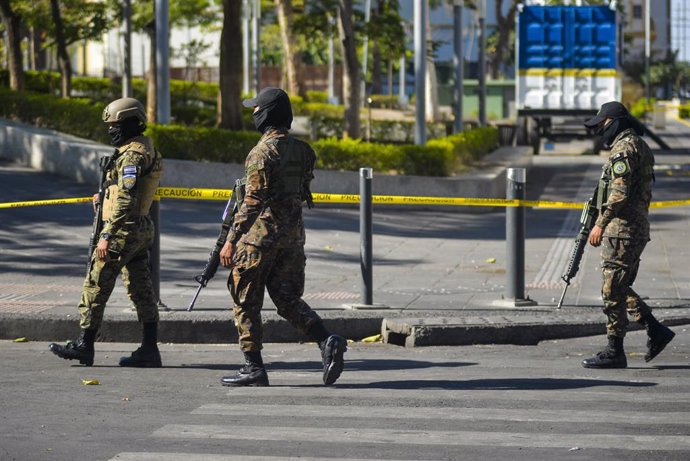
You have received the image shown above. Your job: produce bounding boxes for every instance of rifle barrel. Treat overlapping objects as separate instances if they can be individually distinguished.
[187,284,204,312]
[556,282,569,309]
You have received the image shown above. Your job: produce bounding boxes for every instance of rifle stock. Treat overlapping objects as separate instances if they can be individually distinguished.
[86,153,114,277]
[557,194,599,308]
[187,178,245,311]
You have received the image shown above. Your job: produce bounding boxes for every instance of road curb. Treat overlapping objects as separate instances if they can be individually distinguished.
[0,313,384,344]
[381,316,690,347]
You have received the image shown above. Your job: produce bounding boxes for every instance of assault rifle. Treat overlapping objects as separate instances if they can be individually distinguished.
[187,179,246,311]
[86,153,115,276]
[557,191,599,309]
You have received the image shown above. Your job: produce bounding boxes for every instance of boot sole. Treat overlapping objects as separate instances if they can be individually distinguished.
[323,341,346,385]
[645,331,676,362]
[221,380,269,387]
[582,362,627,369]
[49,344,94,367]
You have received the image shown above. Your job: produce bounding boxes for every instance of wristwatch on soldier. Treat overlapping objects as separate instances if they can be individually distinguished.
[101,232,111,241]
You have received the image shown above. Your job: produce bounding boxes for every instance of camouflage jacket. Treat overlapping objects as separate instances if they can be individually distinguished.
[101,135,163,237]
[228,128,316,248]
[595,128,654,240]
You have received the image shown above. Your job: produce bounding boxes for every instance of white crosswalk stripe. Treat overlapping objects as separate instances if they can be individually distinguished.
[109,378,690,460]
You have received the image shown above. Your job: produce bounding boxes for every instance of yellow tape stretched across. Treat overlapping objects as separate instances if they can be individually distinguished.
[2,186,690,209]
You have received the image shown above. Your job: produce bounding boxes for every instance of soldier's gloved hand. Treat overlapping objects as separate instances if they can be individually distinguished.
[92,193,100,211]
[220,240,235,268]
[96,238,110,261]
[588,225,604,247]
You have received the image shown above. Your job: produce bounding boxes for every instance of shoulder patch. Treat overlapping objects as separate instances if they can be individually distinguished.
[123,165,138,175]
[612,160,629,177]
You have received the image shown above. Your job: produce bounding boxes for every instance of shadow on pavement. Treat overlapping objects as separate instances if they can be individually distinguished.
[176,359,477,372]
[337,378,657,390]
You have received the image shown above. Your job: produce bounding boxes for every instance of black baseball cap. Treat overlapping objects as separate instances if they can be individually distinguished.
[584,101,630,128]
[242,87,289,108]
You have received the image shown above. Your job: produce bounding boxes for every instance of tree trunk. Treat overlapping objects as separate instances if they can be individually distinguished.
[372,45,383,94]
[217,0,243,130]
[275,0,301,97]
[50,0,72,98]
[0,0,24,91]
[425,2,439,122]
[146,24,157,124]
[370,0,384,94]
[489,0,518,80]
[338,0,361,139]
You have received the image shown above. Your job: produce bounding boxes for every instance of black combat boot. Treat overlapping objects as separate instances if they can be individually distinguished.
[221,351,269,387]
[639,314,675,362]
[49,329,97,366]
[119,322,162,368]
[320,334,347,385]
[582,336,627,369]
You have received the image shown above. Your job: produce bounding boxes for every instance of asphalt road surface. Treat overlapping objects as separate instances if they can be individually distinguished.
[1,327,689,461]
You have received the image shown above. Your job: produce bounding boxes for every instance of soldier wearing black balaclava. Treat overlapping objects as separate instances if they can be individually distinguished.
[217,87,347,386]
[581,101,674,369]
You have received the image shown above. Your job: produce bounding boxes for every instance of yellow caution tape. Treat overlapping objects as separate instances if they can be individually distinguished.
[155,187,233,201]
[2,187,689,209]
[361,334,382,343]
[0,197,91,208]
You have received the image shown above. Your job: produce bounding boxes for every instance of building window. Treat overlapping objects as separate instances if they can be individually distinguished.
[633,5,643,19]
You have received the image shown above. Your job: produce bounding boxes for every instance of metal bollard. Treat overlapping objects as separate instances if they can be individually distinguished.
[506,168,536,306]
[360,167,373,305]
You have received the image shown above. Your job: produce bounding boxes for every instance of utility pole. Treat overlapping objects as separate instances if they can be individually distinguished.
[242,0,250,95]
[414,0,426,145]
[155,0,170,123]
[645,0,651,107]
[252,0,261,94]
[328,14,336,104]
[122,0,132,98]
[478,0,487,127]
[453,0,464,133]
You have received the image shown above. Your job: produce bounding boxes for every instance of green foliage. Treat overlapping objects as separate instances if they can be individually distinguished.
[630,98,656,118]
[368,95,401,109]
[679,105,690,119]
[0,86,499,177]
[146,124,260,163]
[0,87,107,143]
[312,126,498,176]
[305,91,328,103]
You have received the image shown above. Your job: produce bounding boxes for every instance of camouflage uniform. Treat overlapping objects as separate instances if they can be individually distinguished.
[79,135,163,330]
[227,128,320,351]
[595,128,655,338]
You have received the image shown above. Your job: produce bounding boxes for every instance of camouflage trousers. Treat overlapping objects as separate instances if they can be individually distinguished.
[79,217,159,330]
[600,237,651,338]
[228,242,322,351]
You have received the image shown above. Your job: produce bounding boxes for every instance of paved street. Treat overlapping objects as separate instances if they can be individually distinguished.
[1,327,689,461]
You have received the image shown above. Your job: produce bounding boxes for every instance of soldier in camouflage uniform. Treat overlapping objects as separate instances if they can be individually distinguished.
[50,98,164,368]
[582,101,675,369]
[218,87,346,386]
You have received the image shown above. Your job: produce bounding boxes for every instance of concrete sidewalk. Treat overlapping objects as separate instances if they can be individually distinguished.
[1,121,690,346]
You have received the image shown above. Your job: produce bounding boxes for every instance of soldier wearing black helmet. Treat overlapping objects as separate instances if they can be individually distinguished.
[218,87,347,387]
[50,97,164,368]
[581,101,674,369]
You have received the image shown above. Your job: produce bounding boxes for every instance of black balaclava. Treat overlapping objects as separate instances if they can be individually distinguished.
[252,93,293,134]
[599,116,637,148]
[108,117,145,147]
